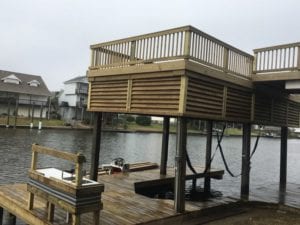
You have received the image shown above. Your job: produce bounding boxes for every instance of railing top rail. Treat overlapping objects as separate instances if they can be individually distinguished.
[253,42,300,53]
[189,26,253,59]
[90,25,191,49]
[90,25,252,59]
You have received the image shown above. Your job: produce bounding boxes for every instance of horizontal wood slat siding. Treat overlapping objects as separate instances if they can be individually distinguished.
[272,99,288,126]
[186,77,223,118]
[130,76,181,114]
[226,87,252,120]
[254,92,300,127]
[254,95,272,124]
[89,79,128,112]
[288,102,300,127]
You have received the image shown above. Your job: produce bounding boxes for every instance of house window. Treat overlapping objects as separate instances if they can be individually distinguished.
[1,74,22,84]
[28,80,40,87]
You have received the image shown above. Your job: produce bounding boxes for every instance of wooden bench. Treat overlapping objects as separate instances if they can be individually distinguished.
[27,144,104,225]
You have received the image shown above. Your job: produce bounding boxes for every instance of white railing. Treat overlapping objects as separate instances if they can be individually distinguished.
[90,26,254,78]
[254,43,300,73]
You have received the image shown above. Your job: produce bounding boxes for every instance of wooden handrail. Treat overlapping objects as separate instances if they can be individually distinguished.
[89,25,254,77]
[32,144,86,164]
[253,42,300,73]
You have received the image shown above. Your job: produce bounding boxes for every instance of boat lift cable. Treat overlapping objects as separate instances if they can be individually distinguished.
[204,124,261,178]
[186,148,197,174]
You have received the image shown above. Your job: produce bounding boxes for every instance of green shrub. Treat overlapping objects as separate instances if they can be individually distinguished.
[136,116,151,126]
[126,115,135,122]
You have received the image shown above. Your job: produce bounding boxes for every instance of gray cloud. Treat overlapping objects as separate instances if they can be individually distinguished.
[0,0,299,91]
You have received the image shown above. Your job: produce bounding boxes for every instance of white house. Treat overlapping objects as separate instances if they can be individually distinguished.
[0,70,51,118]
[58,76,91,122]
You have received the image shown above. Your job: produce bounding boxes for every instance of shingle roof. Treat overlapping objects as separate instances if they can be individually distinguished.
[0,70,51,96]
[64,76,87,84]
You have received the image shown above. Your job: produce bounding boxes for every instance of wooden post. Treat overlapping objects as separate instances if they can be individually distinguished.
[31,102,35,123]
[6,98,11,127]
[40,104,43,120]
[241,123,251,201]
[204,120,213,194]
[160,116,170,175]
[174,117,187,213]
[279,126,288,195]
[183,29,191,58]
[90,112,102,181]
[14,98,18,129]
[223,47,229,73]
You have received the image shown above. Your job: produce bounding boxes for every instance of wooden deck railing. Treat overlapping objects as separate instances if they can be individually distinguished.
[254,42,300,73]
[89,26,254,78]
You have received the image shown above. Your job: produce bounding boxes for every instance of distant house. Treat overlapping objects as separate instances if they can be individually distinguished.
[0,70,51,118]
[58,76,91,123]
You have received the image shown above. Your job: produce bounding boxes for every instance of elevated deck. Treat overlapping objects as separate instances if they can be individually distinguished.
[87,25,300,127]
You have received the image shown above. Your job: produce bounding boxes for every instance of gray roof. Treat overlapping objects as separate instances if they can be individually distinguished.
[0,70,51,96]
[64,76,87,84]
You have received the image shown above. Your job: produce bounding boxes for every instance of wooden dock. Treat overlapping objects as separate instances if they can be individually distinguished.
[0,167,239,225]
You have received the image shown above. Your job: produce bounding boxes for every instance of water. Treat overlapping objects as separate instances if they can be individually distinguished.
[0,127,300,198]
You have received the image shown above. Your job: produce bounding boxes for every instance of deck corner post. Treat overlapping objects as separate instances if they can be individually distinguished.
[90,112,102,181]
[204,120,213,194]
[241,123,251,201]
[279,126,288,196]
[174,117,187,213]
[160,116,170,175]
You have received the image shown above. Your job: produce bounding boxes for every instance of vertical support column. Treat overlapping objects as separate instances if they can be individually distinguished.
[14,98,18,129]
[241,123,251,201]
[174,117,187,213]
[31,102,35,123]
[90,112,102,181]
[160,116,170,175]
[6,98,11,127]
[204,120,213,194]
[279,126,288,197]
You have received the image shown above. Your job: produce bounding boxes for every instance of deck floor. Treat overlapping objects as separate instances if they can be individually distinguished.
[0,167,236,225]
[1,168,300,225]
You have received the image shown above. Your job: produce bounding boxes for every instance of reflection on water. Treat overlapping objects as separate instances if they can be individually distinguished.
[0,128,300,198]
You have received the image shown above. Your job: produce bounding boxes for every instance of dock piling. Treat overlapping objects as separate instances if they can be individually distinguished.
[279,126,288,202]
[90,112,102,181]
[174,117,187,213]
[241,123,251,201]
[160,116,170,175]
[204,120,213,194]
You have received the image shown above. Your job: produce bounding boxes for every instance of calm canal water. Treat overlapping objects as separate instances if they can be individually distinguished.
[1,127,300,198]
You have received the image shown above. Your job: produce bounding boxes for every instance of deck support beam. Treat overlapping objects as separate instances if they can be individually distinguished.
[160,116,170,175]
[174,117,187,213]
[241,123,251,201]
[90,112,102,181]
[279,126,288,199]
[204,120,213,194]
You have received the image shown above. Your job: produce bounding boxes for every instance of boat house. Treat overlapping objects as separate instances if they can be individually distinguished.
[87,25,300,212]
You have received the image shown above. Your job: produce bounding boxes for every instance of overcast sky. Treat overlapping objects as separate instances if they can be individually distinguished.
[0,0,299,91]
